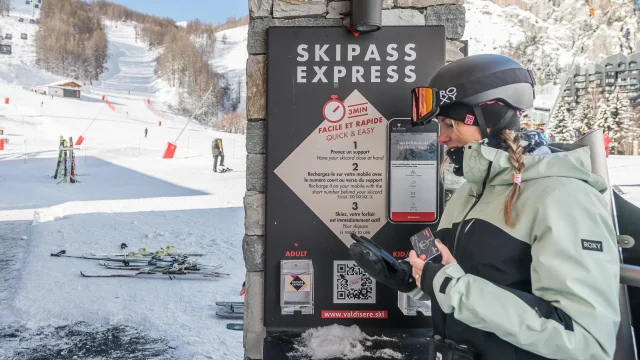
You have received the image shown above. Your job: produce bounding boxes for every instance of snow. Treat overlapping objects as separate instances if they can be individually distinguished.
[461,0,528,55]
[0,17,246,360]
[288,324,401,360]
[0,0,60,88]
[207,25,248,113]
[607,156,640,206]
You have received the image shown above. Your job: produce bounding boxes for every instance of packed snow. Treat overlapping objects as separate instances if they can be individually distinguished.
[288,324,401,360]
[0,14,246,360]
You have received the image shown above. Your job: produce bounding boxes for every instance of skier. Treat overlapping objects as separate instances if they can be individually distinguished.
[212,138,225,172]
[144,127,148,138]
[379,54,619,359]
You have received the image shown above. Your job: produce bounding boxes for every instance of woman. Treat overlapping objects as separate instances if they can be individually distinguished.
[407,54,621,359]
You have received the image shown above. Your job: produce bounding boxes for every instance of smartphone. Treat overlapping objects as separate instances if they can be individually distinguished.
[387,118,440,223]
[410,227,440,261]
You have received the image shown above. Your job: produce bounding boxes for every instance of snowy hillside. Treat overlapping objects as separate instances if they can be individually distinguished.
[0,20,247,360]
[197,1,637,113]
[205,25,248,114]
[0,0,59,86]
[462,0,638,107]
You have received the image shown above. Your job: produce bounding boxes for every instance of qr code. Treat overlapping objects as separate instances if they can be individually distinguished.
[333,261,375,304]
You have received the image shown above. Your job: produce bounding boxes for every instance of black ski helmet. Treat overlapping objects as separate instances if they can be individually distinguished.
[428,54,537,138]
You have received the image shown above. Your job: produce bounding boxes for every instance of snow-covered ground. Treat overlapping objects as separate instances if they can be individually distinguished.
[608,155,640,206]
[0,14,246,360]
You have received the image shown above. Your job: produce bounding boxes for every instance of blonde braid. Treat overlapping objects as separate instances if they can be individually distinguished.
[499,129,525,227]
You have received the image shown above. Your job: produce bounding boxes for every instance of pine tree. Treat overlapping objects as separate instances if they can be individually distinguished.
[598,87,636,154]
[594,95,609,132]
[571,98,592,134]
[548,100,577,142]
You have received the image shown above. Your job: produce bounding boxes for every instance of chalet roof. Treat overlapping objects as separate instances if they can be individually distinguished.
[48,80,83,88]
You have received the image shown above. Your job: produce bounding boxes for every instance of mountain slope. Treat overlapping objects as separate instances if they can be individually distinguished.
[0,0,57,86]
[461,0,638,107]
[209,25,248,114]
[0,20,246,359]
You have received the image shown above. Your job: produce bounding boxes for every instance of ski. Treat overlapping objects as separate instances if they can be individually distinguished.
[100,267,229,277]
[53,251,222,270]
[51,250,113,261]
[52,250,198,265]
[86,245,206,257]
[226,323,243,331]
[215,301,244,308]
[69,136,78,183]
[83,252,195,263]
[56,141,69,184]
[104,254,202,264]
[53,136,64,179]
[63,140,68,183]
[216,301,244,319]
[80,270,227,279]
[98,260,223,271]
[216,308,244,319]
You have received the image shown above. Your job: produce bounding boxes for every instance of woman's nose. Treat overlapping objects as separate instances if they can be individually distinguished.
[438,132,449,145]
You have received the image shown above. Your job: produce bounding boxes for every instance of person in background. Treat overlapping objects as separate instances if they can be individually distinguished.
[212,138,225,172]
[144,127,148,138]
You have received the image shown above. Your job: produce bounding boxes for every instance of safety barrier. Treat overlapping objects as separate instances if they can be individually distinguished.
[144,99,174,121]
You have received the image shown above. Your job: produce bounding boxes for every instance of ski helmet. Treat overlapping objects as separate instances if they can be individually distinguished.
[428,54,537,138]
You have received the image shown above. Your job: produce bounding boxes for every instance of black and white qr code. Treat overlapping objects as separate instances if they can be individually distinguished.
[333,261,376,304]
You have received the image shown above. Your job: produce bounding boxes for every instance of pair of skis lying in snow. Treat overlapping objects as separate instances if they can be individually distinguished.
[51,247,229,279]
[216,301,244,331]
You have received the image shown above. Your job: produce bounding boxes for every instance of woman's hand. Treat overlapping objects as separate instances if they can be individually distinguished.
[409,239,457,289]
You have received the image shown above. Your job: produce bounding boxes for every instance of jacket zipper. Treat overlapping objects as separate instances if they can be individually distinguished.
[452,194,482,256]
[443,161,492,340]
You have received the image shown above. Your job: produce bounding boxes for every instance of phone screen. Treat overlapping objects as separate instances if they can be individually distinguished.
[388,119,439,223]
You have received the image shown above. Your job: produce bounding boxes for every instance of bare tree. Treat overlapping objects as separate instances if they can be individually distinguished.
[35,0,107,81]
[0,0,11,17]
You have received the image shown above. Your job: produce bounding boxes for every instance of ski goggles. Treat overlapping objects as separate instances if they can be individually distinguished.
[411,87,439,127]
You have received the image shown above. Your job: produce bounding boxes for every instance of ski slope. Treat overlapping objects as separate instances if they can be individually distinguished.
[0,17,246,360]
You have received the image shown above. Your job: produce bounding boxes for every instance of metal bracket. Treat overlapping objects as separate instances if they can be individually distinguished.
[618,235,635,249]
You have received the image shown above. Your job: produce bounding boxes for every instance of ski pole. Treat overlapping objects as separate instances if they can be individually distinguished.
[51,250,104,260]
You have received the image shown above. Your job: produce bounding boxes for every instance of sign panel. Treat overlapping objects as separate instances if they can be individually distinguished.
[266,26,446,329]
[274,89,387,246]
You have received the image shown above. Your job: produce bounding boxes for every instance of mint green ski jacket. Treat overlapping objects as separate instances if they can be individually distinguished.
[408,142,621,360]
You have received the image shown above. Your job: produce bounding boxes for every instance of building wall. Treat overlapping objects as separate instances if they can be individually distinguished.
[242,1,466,359]
[49,87,64,98]
[564,51,640,107]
